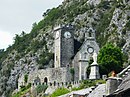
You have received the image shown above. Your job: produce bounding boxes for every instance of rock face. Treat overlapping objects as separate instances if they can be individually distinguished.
[87,0,101,6]
[0,0,130,96]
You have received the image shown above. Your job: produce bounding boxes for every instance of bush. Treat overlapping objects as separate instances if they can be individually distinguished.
[12,84,31,97]
[51,88,70,97]
[96,7,115,47]
[24,74,28,83]
[98,43,124,75]
[38,52,54,69]
[79,80,96,89]
[79,80,106,89]
[36,84,48,94]
[71,87,81,91]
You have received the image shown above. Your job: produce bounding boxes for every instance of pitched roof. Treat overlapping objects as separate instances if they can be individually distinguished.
[88,84,106,97]
[72,87,92,95]
[116,74,130,93]
[107,74,130,97]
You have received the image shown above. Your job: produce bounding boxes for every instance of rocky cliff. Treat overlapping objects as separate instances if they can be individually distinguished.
[0,0,130,96]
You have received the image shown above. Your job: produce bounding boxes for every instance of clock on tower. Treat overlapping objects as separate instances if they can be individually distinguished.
[87,47,94,54]
[64,31,71,38]
[54,24,74,68]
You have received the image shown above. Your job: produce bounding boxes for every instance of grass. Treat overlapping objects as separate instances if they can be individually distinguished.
[12,80,106,97]
[12,84,31,97]
[50,79,106,97]
[50,88,70,97]
[12,88,30,97]
[71,87,82,91]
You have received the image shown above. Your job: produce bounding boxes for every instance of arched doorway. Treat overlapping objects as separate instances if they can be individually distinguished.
[44,77,48,85]
[54,81,56,86]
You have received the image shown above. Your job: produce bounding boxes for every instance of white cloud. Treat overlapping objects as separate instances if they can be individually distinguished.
[0,0,64,49]
[0,31,14,49]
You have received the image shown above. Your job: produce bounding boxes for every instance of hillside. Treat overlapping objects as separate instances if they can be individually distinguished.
[0,0,130,96]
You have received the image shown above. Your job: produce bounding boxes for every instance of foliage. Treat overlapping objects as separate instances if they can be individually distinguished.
[71,87,81,91]
[95,79,106,84]
[20,83,31,92]
[13,33,30,53]
[70,68,75,81]
[30,39,46,52]
[0,49,5,60]
[38,52,54,69]
[63,0,92,23]
[24,74,28,83]
[0,49,8,63]
[51,88,70,97]
[125,20,130,30]
[96,5,114,33]
[79,79,106,89]
[12,83,31,97]
[117,38,126,48]
[10,7,63,55]
[96,6,115,47]
[98,43,124,75]
[72,80,101,91]
[36,84,48,94]
[97,1,110,9]
[79,80,96,89]
[0,0,129,96]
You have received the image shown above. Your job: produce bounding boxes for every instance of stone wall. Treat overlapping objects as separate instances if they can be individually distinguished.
[27,67,71,85]
[72,52,80,81]
[54,28,61,68]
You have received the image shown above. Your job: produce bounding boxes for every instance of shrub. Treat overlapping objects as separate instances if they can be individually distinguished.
[51,88,70,97]
[36,84,48,94]
[71,87,81,91]
[98,43,124,75]
[79,80,106,89]
[12,84,31,97]
[79,80,96,89]
[24,74,28,83]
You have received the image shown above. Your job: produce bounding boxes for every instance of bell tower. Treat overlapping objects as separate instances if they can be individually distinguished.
[85,28,95,41]
[54,24,74,68]
[78,27,100,80]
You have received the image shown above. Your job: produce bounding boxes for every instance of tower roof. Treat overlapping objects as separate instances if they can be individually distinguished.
[53,24,74,32]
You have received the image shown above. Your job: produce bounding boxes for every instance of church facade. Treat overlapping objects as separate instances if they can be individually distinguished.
[18,24,100,89]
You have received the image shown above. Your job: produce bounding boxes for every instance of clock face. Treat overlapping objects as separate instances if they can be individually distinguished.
[64,31,71,38]
[87,47,94,54]
[56,31,59,39]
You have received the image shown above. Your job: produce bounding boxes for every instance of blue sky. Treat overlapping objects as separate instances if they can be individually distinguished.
[0,0,63,49]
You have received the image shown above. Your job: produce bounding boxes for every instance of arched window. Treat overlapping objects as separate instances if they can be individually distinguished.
[84,52,87,59]
[89,32,92,37]
[54,81,56,86]
[44,77,48,85]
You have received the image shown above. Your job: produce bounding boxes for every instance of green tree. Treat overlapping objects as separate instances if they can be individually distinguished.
[24,74,28,83]
[98,43,124,75]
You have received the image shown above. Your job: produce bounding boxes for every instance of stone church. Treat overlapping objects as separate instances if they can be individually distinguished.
[18,24,99,89]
